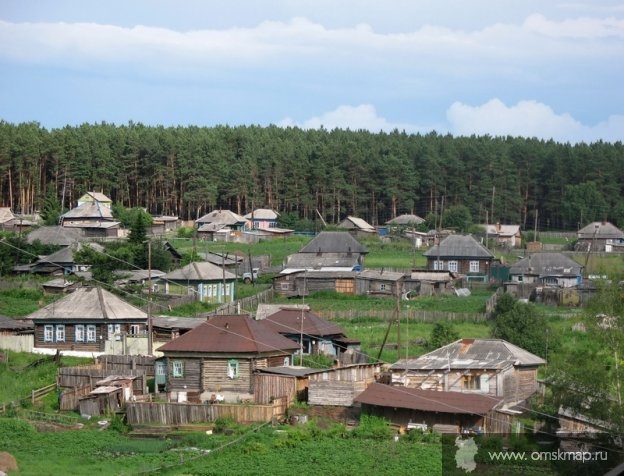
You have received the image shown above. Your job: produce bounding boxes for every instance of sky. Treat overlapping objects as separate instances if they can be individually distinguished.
[1,0,623,143]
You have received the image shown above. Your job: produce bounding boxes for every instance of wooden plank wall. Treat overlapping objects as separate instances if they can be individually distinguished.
[254,374,296,405]
[126,398,287,425]
[60,385,92,411]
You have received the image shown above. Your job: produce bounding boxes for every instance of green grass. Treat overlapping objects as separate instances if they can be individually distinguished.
[0,288,60,316]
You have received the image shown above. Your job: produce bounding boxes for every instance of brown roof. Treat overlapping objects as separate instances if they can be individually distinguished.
[263,308,345,337]
[354,383,501,415]
[157,315,300,354]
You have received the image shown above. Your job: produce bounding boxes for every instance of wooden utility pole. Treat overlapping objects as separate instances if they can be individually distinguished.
[147,240,153,356]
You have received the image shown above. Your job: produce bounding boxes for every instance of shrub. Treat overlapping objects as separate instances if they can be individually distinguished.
[350,415,393,440]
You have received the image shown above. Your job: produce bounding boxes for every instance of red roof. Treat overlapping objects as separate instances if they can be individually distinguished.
[354,383,501,415]
[157,314,300,354]
[263,309,345,337]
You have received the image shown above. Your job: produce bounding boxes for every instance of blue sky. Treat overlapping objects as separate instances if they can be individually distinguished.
[1,0,623,143]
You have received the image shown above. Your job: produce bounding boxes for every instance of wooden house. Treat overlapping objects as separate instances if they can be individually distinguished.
[27,287,148,355]
[77,192,112,209]
[576,221,624,252]
[29,242,103,276]
[282,231,368,273]
[195,210,248,241]
[423,234,494,283]
[77,375,136,418]
[482,223,522,248]
[60,201,120,238]
[307,363,383,406]
[508,252,583,288]
[355,269,404,298]
[260,307,356,359]
[0,315,33,336]
[150,215,180,235]
[0,207,15,229]
[386,214,425,228]
[389,338,545,407]
[161,261,236,303]
[156,315,299,403]
[405,270,457,297]
[354,382,507,434]
[273,270,356,297]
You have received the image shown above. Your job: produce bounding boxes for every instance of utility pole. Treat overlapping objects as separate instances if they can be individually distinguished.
[147,240,153,356]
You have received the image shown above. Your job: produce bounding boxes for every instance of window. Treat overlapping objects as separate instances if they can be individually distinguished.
[44,325,54,342]
[86,325,97,343]
[469,261,480,273]
[108,324,121,341]
[227,359,239,379]
[380,283,387,291]
[463,375,480,390]
[129,324,140,335]
[433,260,443,271]
[283,357,290,366]
[172,360,184,378]
[75,325,85,342]
[55,325,65,342]
[448,260,458,272]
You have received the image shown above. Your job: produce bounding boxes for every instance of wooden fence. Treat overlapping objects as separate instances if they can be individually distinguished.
[0,382,57,415]
[209,288,275,316]
[59,385,93,411]
[126,396,288,425]
[315,309,489,322]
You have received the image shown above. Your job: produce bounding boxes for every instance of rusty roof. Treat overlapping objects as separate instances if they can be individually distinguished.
[157,314,300,354]
[354,383,501,415]
[262,308,345,337]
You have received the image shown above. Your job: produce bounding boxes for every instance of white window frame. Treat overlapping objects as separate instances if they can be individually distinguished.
[448,260,458,272]
[172,360,184,378]
[44,325,54,342]
[469,261,480,273]
[75,324,85,342]
[227,359,239,379]
[55,325,65,342]
[129,324,140,335]
[433,260,443,271]
[86,325,97,343]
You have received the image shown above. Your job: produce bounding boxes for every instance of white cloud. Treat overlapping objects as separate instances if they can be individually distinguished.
[278,104,426,133]
[446,98,624,143]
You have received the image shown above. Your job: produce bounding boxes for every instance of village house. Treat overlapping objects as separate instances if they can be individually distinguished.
[27,286,148,356]
[576,221,624,252]
[354,382,509,434]
[389,338,546,407]
[273,270,356,297]
[60,199,120,239]
[27,242,104,276]
[0,207,16,229]
[150,215,180,235]
[195,209,248,241]
[337,216,377,237]
[243,208,279,229]
[26,225,85,246]
[160,261,236,303]
[156,314,299,403]
[508,252,583,288]
[282,231,368,273]
[423,234,495,283]
[482,223,522,248]
[405,270,457,297]
[355,269,405,298]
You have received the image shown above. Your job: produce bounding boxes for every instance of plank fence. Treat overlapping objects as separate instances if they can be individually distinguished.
[315,309,489,322]
[0,382,57,415]
[209,288,275,316]
[126,396,288,426]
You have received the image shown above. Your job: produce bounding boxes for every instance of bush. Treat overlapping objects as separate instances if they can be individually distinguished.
[350,415,393,440]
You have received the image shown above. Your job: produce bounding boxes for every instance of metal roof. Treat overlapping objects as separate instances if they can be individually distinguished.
[423,234,494,259]
[299,231,368,254]
[391,338,546,371]
[61,201,114,220]
[386,214,425,225]
[354,383,501,415]
[157,315,300,354]
[263,308,345,337]
[509,252,582,276]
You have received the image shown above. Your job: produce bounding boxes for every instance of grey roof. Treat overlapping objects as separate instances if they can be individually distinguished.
[509,253,583,277]
[299,231,368,254]
[277,270,356,279]
[164,261,237,281]
[424,234,494,259]
[0,315,34,331]
[196,209,247,226]
[61,201,114,220]
[244,209,279,220]
[386,214,425,225]
[391,338,546,371]
[115,269,167,282]
[77,192,112,204]
[410,270,455,282]
[577,222,624,240]
[26,226,85,245]
[197,252,243,267]
[27,287,147,321]
[0,207,15,224]
[39,242,104,265]
[255,303,310,321]
[284,253,362,270]
[356,269,405,282]
[151,316,207,330]
[256,366,325,377]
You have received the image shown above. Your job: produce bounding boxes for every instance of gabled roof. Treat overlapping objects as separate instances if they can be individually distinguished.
[164,261,236,281]
[244,209,279,220]
[0,315,33,332]
[338,216,376,232]
[0,207,15,224]
[577,222,624,240]
[354,383,501,415]
[423,234,494,259]
[284,253,361,270]
[299,231,368,254]
[197,223,229,233]
[386,214,425,226]
[391,338,545,371]
[61,202,114,220]
[262,308,345,337]
[157,315,300,354]
[27,287,147,321]
[151,316,207,331]
[196,209,247,226]
[38,242,104,266]
[509,252,583,277]
[78,192,112,204]
[26,226,85,246]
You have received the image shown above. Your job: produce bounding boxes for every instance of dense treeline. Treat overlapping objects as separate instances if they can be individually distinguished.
[1,120,623,230]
